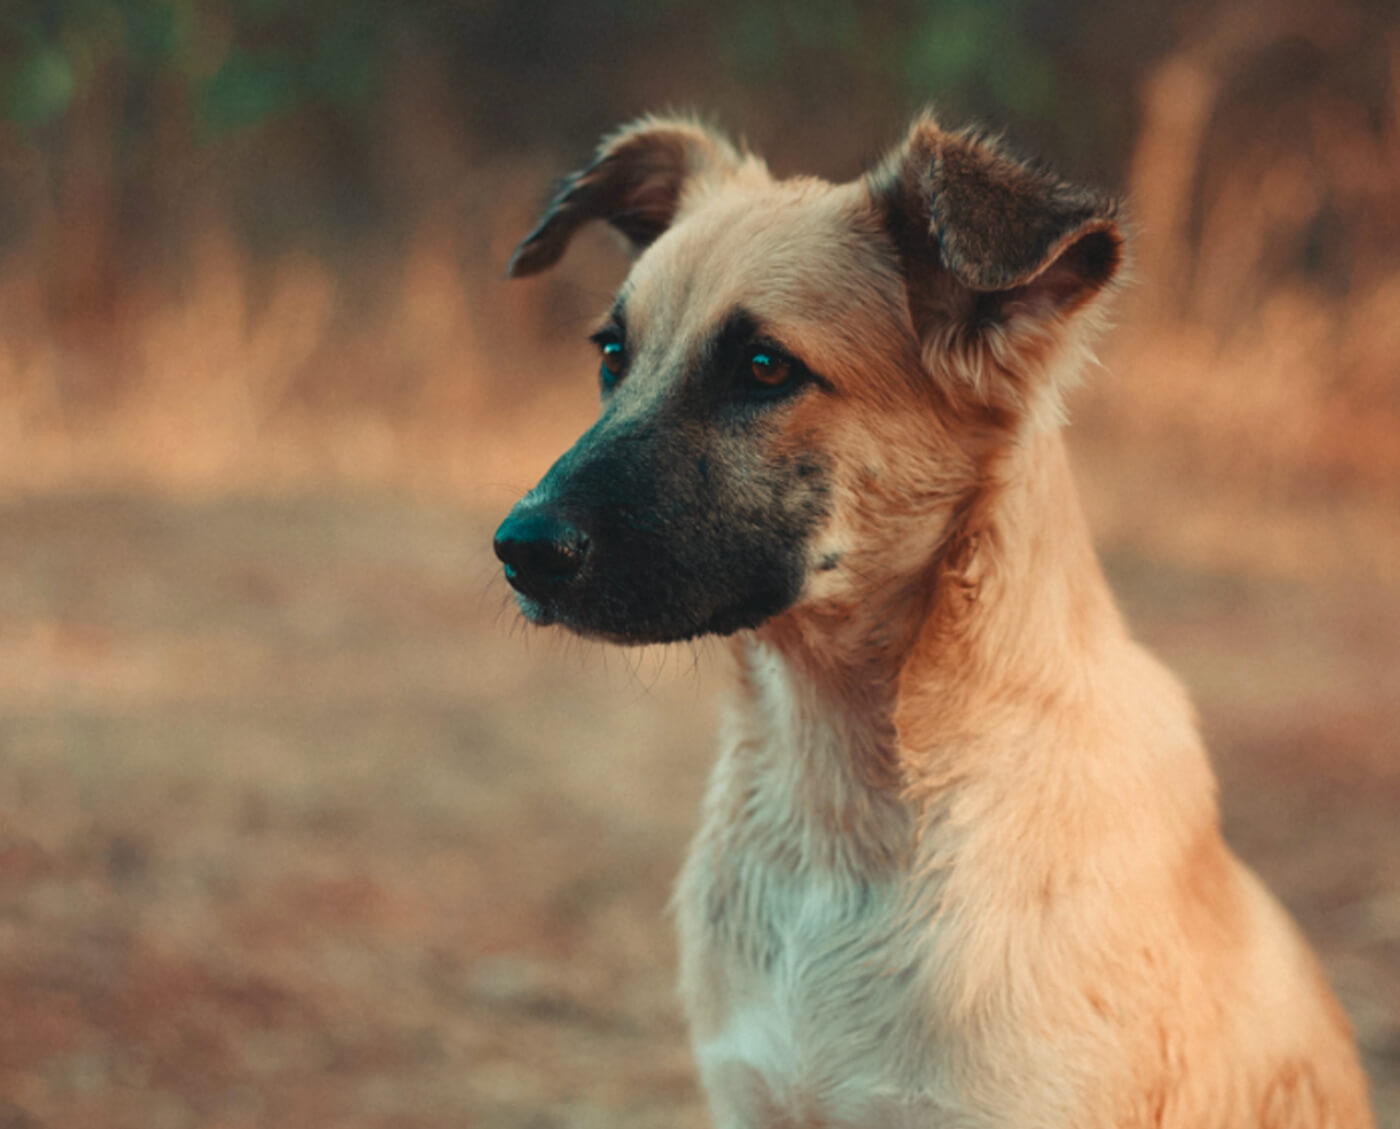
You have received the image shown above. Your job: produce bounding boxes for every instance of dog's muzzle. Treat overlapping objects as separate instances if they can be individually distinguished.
[493,508,591,604]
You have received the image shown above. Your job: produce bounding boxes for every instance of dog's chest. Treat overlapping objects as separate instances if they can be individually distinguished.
[677,708,952,1124]
[686,863,945,1127]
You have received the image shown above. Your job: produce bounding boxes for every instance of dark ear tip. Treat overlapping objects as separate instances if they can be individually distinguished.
[503,245,530,279]
[504,234,554,279]
[1074,224,1124,287]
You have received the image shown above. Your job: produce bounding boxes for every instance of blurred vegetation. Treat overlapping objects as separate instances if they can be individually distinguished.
[2,0,1392,260]
[0,0,1127,133]
[2,0,382,131]
[0,0,1170,255]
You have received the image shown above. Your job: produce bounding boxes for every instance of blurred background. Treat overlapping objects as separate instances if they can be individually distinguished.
[0,0,1396,1125]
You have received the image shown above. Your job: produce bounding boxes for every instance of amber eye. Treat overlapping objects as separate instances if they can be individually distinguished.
[747,349,792,388]
[592,331,627,391]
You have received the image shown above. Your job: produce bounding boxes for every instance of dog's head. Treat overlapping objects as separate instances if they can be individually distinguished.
[494,113,1123,644]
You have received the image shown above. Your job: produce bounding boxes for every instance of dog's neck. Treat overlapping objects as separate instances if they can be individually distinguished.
[733,427,1128,858]
[894,425,1127,758]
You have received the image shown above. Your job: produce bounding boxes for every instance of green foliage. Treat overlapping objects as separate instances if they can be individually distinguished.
[0,0,395,136]
[904,0,1062,119]
[122,0,179,65]
[8,44,76,126]
[712,0,1070,115]
[305,15,377,108]
[200,47,300,132]
[0,0,1085,143]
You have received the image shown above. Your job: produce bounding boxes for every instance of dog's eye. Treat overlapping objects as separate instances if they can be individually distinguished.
[746,348,793,389]
[591,330,627,391]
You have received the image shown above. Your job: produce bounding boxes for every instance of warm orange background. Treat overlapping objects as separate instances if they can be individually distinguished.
[0,1,1396,1125]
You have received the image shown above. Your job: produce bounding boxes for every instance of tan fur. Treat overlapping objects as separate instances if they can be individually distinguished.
[512,113,1376,1128]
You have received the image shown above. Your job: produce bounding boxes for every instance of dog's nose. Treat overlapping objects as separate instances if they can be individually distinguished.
[493,510,590,599]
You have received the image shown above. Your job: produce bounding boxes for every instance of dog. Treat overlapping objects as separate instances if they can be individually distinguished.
[494,112,1375,1128]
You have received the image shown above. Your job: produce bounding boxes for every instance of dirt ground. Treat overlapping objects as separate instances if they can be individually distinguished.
[0,491,1396,1128]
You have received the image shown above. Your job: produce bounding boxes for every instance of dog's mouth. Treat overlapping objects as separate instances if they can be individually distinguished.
[506,572,789,645]
[494,508,803,645]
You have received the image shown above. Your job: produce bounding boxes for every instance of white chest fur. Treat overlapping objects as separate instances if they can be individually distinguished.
[674,642,958,1128]
[685,868,950,1128]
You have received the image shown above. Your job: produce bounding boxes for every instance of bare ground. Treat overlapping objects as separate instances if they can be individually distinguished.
[0,493,1395,1128]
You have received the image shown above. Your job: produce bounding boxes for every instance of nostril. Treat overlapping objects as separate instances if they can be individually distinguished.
[516,527,588,578]
[493,511,590,596]
[544,527,589,575]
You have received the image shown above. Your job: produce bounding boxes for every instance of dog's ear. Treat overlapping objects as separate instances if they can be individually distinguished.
[870,113,1125,424]
[507,115,743,278]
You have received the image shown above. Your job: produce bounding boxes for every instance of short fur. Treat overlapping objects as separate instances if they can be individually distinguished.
[498,111,1375,1127]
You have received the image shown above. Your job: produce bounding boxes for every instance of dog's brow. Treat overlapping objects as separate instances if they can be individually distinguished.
[703,307,835,393]
[707,308,762,361]
[591,298,627,341]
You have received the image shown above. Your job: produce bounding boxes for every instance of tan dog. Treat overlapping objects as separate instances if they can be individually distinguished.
[495,113,1375,1128]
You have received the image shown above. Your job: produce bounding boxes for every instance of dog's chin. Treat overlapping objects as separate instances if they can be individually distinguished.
[511,593,559,628]
[511,587,791,646]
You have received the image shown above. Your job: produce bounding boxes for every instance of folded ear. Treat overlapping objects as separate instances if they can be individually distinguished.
[870,113,1125,425]
[507,115,743,278]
